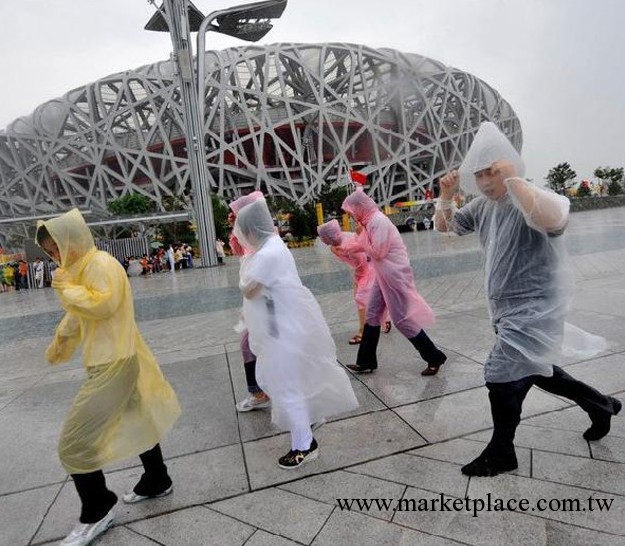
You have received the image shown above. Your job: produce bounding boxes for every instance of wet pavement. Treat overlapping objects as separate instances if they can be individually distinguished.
[1,207,624,546]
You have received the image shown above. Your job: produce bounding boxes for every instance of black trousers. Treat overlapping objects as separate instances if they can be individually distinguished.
[486,365,614,458]
[71,443,170,523]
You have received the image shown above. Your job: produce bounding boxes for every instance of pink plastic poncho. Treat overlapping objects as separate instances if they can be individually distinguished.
[342,191,435,337]
[317,219,374,310]
[229,191,265,257]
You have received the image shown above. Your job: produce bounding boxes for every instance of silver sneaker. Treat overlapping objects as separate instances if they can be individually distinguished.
[236,395,271,412]
[122,484,173,504]
[60,507,114,546]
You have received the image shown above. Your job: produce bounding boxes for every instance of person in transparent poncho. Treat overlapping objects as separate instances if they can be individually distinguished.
[317,219,391,345]
[228,191,272,412]
[234,197,359,469]
[435,122,621,477]
[35,209,181,546]
[340,189,447,375]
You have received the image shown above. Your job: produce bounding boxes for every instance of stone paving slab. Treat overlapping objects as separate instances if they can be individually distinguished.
[210,488,333,544]
[468,473,625,536]
[311,509,459,546]
[392,485,548,545]
[531,450,625,497]
[242,410,427,491]
[349,454,470,499]
[278,470,406,522]
[128,506,256,546]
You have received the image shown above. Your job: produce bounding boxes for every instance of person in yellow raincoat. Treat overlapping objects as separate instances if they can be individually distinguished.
[36,209,181,546]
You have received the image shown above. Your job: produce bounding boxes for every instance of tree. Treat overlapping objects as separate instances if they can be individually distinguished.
[104,194,154,238]
[545,163,576,194]
[264,195,318,240]
[158,195,196,245]
[594,166,624,196]
[211,194,230,242]
[316,183,348,219]
[107,193,153,215]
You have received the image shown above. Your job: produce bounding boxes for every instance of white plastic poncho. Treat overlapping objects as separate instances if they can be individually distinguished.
[229,191,265,257]
[234,199,358,431]
[36,209,181,473]
[450,123,606,383]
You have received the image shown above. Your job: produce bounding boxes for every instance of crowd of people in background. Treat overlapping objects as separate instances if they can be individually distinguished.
[0,243,199,291]
[0,257,57,293]
[120,243,195,277]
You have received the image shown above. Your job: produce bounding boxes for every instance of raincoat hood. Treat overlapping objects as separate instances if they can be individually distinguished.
[459,122,525,196]
[36,208,95,269]
[317,219,343,246]
[341,189,379,225]
[230,191,265,214]
[233,198,275,253]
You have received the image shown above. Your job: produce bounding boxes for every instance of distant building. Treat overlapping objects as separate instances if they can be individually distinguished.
[0,43,521,245]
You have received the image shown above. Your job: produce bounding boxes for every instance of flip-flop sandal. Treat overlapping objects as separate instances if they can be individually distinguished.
[348,335,362,345]
[383,321,392,334]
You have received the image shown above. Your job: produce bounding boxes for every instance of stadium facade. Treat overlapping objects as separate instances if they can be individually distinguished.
[0,42,522,246]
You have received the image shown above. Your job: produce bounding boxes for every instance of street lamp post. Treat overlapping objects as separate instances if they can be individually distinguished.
[146,0,287,267]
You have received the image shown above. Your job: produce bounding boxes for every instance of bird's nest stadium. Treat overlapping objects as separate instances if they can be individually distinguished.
[0,42,521,246]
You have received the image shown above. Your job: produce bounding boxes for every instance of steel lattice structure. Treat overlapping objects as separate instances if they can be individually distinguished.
[0,43,521,245]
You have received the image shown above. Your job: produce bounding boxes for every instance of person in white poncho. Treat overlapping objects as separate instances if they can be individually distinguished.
[234,196,359,469]
[435,122,621,477]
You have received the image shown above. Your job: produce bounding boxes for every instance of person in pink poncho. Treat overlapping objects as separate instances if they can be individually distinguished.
[341,189,447,375]
[317,219,391,345]
[228,191,271,412]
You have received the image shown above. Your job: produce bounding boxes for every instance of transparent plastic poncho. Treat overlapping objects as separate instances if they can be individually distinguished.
[36,209,180,473]
[458,121,526,197]
[234,200,358,431]
[449,124,606,382]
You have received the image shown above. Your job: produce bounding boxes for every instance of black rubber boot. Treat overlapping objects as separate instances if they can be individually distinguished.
[409,330,447,375]
[347,324,381,373]
[584,398,622,441]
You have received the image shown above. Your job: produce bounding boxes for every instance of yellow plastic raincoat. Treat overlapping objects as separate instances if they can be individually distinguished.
[37,209,181,474]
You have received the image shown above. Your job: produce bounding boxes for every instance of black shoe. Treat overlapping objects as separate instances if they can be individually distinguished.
[346,363,377,373]
[278,439,319,469]
[410,331,447,373]
[130,473,173,499]
[584,398,622,441]
[461,451,518,477]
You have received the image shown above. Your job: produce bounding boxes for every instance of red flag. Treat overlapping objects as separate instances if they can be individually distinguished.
[349,169,367,185]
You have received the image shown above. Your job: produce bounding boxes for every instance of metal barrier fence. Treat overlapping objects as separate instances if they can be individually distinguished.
[94,237,150,262]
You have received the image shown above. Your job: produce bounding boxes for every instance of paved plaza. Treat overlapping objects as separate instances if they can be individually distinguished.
[1,207,625,546]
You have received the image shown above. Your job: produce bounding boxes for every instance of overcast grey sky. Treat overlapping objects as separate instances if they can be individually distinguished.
[1,0,623,182]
